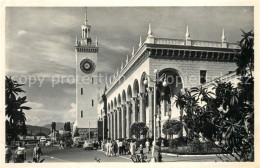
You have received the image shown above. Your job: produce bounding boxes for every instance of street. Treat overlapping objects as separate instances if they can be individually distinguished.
[8,144,234,163]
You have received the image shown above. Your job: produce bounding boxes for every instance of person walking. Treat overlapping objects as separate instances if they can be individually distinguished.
[114,141,118,156]
[122,140,125,155]
[15,142,26,163]
[139,144,143,155]
[105,141,110,156]
[151,140,156,158]
[5,144,12,163]
[130,140,136,156]
[33,143,43,162]
[145,139,150,154]
[118,140,123,155]
[110,141,114,156]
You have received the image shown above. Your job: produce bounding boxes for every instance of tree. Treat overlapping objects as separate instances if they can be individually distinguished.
[162,119,182,139]
[175,30,254,161]
[73,127,80,137]
[51,122,56,133]
[130,122,149,140]
[5,77,31,143]
[64,122,71,132]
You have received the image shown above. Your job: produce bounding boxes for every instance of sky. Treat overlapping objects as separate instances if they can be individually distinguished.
[5,7,254,126]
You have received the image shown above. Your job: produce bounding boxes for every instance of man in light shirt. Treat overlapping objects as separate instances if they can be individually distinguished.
[145,139,150,154]
[15,142,26,162]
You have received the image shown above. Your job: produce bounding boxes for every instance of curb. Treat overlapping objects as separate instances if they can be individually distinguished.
[161,153,225,157]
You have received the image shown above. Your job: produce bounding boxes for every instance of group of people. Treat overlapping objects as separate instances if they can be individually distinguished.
[105,140,127,156]
[5,142,43,163]
[104,139,151,157]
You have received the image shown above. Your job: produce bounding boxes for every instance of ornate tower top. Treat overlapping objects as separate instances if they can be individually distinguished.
[186,25,191,40]
[148,23,153,37]
[221,29,226,43]
[78,9,95,47]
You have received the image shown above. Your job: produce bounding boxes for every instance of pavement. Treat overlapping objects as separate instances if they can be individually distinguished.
[8,145,235,163]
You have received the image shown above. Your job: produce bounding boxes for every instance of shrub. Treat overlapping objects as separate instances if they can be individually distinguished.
[169,137,189,149]
[188,138,202,153]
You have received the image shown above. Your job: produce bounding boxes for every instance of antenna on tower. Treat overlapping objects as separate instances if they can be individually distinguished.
[85,7,88,25]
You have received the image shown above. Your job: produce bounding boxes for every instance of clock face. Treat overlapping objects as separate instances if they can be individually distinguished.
[80,59,96,74]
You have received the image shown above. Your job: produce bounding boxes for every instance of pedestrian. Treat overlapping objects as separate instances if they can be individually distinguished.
[110,141,114,156]
[33,143,43,162]
[105,141,110,156]
[151,140,155,158]
[130,140,136,155]
[121,140,125,155]
[114,141,118,156]
[15,142,26,163]
[5,144,12,163]
[145,139,150,154]
[139,144,143,155]
[118,140,123,155]
[125,141,130,154]
[161,140,164,147]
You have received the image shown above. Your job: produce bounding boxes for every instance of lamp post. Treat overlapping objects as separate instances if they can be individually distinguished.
[143,69,168,143]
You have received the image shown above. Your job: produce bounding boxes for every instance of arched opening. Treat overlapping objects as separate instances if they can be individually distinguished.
[157,68,184,139]
[127,85,132,101]
[140,72,148,93]
[108,103,111,112]
[133,79,139,98]
[111,100,114,110]
[122,90,126,104]
[114,97,117,108]
[118,94,121,106]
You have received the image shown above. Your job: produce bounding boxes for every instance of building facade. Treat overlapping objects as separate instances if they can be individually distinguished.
[74,12,99,137]
[98,24,239,140]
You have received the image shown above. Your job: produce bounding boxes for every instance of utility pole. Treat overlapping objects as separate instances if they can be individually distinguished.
[89,122,90,141]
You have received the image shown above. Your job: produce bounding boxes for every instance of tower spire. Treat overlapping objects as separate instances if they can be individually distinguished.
[132,46,135,57]
[186,25,190,40]
[139,36,142,48]
[121,62,124,70]
[221,29,226,42]
[95,36,98,46]
[148,23,153,37]
[75,35,78,46]
[126,54,129,64]
[85,8,88,25]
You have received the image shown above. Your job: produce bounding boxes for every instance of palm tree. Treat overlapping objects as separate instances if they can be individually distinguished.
[235,30,254,77]
[174,91,187,138]
[5,76,31,141]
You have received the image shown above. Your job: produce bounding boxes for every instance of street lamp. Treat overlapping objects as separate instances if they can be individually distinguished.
[143,69,167,143]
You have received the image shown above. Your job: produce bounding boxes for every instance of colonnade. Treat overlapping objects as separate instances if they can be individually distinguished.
[105,90,155,140]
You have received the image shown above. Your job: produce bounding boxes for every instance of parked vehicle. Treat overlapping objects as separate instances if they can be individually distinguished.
[73,137,84,147]
[83,140,94,150]
[45,140,53,147]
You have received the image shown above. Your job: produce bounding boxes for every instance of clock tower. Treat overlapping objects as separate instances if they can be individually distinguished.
[74,11,99,134]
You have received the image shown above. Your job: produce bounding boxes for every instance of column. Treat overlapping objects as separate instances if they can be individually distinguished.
[113,110,117,140]
[139,93,146,139]
[148,88,154,138]
[110,112,113,139]
[126,101,131,138]
[107,114,110,139]
[121,104,126,139]
[117,107,121,139]
[102,115,105,141]
[139,93,146,123]
[131,98,138,123]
